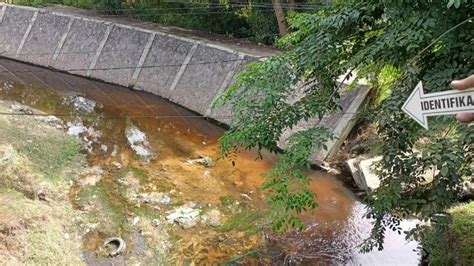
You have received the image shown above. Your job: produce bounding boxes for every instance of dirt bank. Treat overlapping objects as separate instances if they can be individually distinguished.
[0,100,86,264]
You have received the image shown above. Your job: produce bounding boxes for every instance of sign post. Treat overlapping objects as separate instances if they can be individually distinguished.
[402,81,474,129]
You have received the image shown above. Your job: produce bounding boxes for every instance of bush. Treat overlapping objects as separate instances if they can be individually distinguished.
[422,202,474,265]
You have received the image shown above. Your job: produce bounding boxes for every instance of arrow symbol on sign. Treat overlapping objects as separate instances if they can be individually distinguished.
[402,81,474,130]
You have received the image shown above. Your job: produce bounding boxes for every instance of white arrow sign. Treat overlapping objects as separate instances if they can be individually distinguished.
[402,81,474,129]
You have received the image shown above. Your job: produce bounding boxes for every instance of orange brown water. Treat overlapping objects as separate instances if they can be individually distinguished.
[0,58,420,265]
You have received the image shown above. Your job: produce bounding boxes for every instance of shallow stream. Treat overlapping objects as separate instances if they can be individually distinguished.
[0,58,420,265]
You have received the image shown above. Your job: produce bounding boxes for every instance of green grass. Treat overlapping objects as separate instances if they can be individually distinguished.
[219,208,262,234]
[18,135,83,179]
[422,201,474,265]
[219,195,234,207]
[117,166,149,183]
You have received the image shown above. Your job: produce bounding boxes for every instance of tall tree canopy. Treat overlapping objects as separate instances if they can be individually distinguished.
[215,0,473,250]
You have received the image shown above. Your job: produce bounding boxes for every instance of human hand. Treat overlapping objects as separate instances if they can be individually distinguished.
[450,75,474,123]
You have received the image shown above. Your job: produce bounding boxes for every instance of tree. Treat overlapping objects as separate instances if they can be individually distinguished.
[272,0,289,35]
[214,0,473,250]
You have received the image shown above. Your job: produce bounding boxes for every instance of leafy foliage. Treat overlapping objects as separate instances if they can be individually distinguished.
[215,0,474,251]
[12,0,328,45]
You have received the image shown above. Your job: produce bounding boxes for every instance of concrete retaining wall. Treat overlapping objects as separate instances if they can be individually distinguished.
[0,3,259,123]
[0,3,369,162]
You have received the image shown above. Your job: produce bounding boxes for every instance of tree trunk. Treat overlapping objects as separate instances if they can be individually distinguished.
[288,0,296,12]
[272,0,289,36]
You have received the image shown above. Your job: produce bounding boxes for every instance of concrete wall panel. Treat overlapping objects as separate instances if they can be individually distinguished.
[135,34,194,96]
[170,45,238,115]
[208,55,259,124]
[19,12,70,66]
[0,6,34,56]
[53,18,109,76]
[90,25,149,86]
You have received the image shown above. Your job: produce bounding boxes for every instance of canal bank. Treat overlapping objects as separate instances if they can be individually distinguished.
[0,58,419,264]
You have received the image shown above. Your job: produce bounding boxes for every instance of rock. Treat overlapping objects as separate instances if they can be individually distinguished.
[10,104,33,114]
[460,179,474,201]
[136,192,171,205]
[151,219,161,227]
[166,203,200,229]
[37,191,50,202]
[132,216,140,226]
[0,151,14,164]
[111,161,122,169]
[78,166,103,186]
[350,143,369,155]
[318,160,342,175]
[201,209,222,227]
[186,156,214,167]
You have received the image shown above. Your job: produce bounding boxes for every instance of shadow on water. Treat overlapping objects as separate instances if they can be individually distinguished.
[0,58,420,265]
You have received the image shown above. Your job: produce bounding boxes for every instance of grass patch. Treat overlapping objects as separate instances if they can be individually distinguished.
[0,113,85,180]
[219,208,262,234]
[219,196,234,208]
[0,191,83,265]
[76,180,129,236]
[17,135,83,179]
[117,166,148,183]
[422,201,474,265]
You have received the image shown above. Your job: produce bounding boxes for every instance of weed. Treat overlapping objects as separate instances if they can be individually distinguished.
[219,207,262,234]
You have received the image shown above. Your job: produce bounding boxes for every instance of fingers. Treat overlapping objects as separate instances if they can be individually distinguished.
[450,75,474,90]
[456,113,474,123]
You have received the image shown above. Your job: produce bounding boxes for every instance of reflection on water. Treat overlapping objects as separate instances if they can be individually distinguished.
[0,58,420,265]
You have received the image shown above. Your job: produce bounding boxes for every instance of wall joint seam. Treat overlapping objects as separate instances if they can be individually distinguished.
[16,10,38,56]
[168,42,199,97]
[87,23,113,77]
[131,32,156,86]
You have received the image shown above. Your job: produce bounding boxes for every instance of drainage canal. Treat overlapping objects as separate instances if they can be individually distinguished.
[0,58,420,264]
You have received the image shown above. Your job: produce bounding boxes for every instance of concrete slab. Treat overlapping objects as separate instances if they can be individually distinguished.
[135,33,194,96]
[208,55,259,124]
[52,18,110,77]
[357,156,382,190]
[345,158,368,190]
[169,44,239,115]
[0,5,34,56]
[18,11,70,66]
[90,25,149,87]
[278,84,370,162]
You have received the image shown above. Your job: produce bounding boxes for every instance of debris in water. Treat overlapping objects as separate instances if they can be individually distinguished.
[103,237,127,257]
[201,209,223,227]
[135,192,171,205]
[166,203,200,229]
[186,156,214,167]
[125,125,154,161]
[63,95,99,113]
